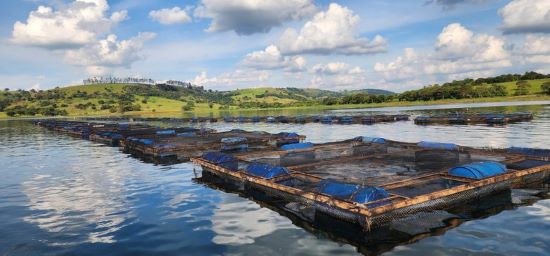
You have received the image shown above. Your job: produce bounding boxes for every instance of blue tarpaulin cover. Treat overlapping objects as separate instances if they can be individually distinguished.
[280,142,314,150]
[202,152,239,171]
[138,138,154,145]
[316,180,358,200]
[352,187,390,205]
[361,136,386,144]
[245,162,289,179]
[316,180,390,204]
[156,129,176,135]
[449,162,506,179]
[221,137,247,144]
[278,132,299,138]
[417,141,458,150]
[321,116,333,123]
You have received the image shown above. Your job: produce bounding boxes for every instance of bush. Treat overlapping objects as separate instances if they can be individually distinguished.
[182,101,195,111]
[514,80,530,96]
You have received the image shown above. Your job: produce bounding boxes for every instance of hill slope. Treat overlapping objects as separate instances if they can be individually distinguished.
[1,83,394,117]
[1,73,548,118]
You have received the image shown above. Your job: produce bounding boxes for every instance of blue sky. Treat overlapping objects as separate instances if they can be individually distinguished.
[1,0,550,92]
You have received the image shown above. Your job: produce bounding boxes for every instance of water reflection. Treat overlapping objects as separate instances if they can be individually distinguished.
[1,101,550,255]
[21,145,135,244]
[211,195,292,245]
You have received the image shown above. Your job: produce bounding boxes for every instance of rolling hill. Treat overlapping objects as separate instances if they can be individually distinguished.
[0,83,396,117]
[1,71,549,118]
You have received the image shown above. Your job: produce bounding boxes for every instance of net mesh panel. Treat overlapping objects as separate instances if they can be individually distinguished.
[367,180,513,229]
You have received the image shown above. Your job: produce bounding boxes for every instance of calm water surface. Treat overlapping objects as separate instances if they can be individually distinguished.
[1,102,550,255]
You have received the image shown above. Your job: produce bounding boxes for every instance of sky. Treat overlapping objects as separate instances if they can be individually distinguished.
[1,0,550,92]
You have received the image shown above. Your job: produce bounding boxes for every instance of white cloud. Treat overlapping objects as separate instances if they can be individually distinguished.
[310,62,366,76]
[194,0,316,35]
[11,0,127,49]
[435,23,508,62]
[499,0,550,34]
[110,10,129,23]
[309,61,367,89]
[241,45,306,72]
[309,73,367,89]
[190,70,270,88]
[65,32,156,75]
[277,3,387,55]
[518,35,550,64]
[191,71,209,85]
[374,23,511,89]
[149,7,192,25]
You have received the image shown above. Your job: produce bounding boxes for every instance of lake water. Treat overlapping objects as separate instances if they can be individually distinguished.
[1,101,550,255]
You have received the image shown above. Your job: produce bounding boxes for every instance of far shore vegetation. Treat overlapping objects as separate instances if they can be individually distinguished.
[2,71,550,119]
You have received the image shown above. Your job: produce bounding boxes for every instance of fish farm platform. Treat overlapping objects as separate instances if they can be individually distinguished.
[33,120,305,163]
[121,129,304,162]
[191,138,550,230]
[83,114,411,125]
[414,112,533,125]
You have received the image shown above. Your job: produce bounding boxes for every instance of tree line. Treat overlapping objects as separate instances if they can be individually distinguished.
[323,71,550,105]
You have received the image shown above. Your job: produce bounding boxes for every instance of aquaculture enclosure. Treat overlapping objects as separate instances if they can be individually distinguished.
[84,114,411,125]
[414,112,533,125]
[34,120,305,163]
[122,129,305,162]
[192,138,550,230]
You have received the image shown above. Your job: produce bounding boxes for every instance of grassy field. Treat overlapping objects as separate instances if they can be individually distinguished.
[231,88,301,104]
[496,78,549,95]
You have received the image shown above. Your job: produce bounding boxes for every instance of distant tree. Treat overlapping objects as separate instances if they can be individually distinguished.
[542,81,550,95]
[514,80,530,96]
[182,101,195,111]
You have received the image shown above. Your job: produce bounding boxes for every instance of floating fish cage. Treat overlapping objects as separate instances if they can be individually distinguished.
[94,126,202,147]
[414,112,533,125]
[85,114,410,125]
[121,129,305,162]
[192,138,550,230]
[34,120,306,163]
[196,166,523,254]
[35,120,163,145]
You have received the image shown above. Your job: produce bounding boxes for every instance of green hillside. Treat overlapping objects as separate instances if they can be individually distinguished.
[495,78,548,95]
[0,83,358,117]
[1,72,550,118]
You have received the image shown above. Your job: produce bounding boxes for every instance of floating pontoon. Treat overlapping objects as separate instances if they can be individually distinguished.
[192,137,550,230]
